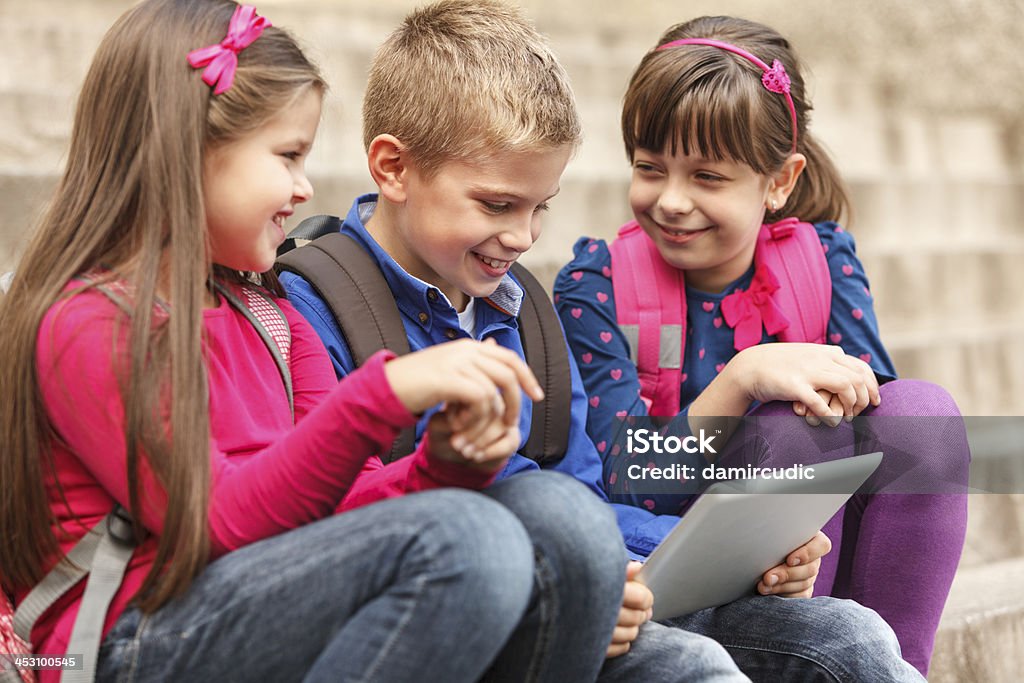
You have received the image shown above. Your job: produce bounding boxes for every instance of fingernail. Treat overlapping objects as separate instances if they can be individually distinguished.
[845,415,854,423]
[451,436,466,451]
[789,557,801,567]
[768,574,778,587]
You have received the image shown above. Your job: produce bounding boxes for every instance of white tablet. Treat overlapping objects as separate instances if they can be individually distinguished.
[637,451,882,621]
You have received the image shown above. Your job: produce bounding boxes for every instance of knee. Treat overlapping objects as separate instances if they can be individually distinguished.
[874,380,972,476]
[812,597,902,651]
[878,379,961,418]
[490,471,626,592]
[494,472,622,551]
[810,599,918,679]
[415,489,535,605]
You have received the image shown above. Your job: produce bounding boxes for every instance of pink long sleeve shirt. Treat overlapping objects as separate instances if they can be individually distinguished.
[21,285,494,667]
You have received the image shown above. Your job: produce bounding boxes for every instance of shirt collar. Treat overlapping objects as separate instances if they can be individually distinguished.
[340,194,524,329]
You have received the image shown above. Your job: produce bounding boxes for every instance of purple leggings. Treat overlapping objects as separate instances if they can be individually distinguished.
[724,380,969,676]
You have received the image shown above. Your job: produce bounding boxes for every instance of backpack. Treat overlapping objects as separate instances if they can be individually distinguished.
[275,214,571,465]
[0,277,293,683]
[608,217,831,416]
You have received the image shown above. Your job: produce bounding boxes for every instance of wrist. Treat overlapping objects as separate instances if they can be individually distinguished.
[421,435,503,485]
[727,347,758,403]
[383,354,432,415]
[689,352,753,420]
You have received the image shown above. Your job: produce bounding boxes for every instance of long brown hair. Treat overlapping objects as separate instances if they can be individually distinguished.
[0,0,323,611]
[622,16,850,225]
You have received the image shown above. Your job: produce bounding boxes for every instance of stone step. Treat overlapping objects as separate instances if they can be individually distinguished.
[885,331,1024,416]
[960,494,1024,569]
[862,245,1024,333]
[848,179,1024,243]
[0,172,58,273]
[929,556,1024,683]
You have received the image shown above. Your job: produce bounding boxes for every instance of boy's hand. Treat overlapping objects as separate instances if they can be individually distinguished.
[793,383,880,427]
[607,561,653,658]
[426,409,520,471]
[793,389,843,427]
[735,344,879,423]
[384,338,543,419]
[757,531,831,598]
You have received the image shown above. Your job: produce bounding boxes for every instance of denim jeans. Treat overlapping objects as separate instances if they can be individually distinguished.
[597,595,923,682]
[96,472,626,683]
[661,595,926,682]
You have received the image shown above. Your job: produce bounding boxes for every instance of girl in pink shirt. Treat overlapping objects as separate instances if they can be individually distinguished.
[0,2,627,681]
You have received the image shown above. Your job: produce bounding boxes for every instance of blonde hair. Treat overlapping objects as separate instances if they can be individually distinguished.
[622,16,850,225]
[362,0,581,174]
[0,0,323,611]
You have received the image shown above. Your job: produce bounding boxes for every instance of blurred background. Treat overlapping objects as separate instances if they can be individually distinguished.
[2,1,1022,678]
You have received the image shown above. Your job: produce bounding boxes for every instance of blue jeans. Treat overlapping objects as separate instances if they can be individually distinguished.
[96,472,625,682]
[651,595,924,682]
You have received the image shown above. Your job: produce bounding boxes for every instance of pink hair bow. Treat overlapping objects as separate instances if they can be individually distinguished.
[187,5,271,95]
[721,262,790,351]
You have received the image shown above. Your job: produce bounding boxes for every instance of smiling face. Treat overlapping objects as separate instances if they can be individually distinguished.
[203,87,322,273]
[370,144,572,310]
[629,145,775,293]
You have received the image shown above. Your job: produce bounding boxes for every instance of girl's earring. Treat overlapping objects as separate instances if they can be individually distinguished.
[769,199,777,212]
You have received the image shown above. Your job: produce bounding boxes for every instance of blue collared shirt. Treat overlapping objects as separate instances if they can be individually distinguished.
[280,194,680,558]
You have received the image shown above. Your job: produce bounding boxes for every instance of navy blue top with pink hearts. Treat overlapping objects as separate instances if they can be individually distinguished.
[554,221,895,520]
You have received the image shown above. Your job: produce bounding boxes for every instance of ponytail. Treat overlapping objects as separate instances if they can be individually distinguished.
[776,133,851,225]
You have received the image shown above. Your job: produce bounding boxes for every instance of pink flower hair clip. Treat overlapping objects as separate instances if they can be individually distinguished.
[187,5,271,95]
[657,38,799,154]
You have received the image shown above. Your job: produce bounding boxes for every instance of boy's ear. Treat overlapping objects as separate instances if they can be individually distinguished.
[366,134,409,203]
[767,152,807,209]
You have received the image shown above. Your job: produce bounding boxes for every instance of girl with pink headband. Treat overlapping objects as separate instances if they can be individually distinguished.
[0,1,632,681]
[555,15,968,677]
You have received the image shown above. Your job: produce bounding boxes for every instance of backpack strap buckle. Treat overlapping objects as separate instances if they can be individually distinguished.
[106,505,141,546]
[767,217,800,240]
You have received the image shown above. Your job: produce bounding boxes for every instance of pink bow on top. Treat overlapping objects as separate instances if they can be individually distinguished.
[720,262,790,351]
[187,5,271,95]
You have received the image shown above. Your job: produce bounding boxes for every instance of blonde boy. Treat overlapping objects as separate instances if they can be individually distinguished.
[281,2,920,681]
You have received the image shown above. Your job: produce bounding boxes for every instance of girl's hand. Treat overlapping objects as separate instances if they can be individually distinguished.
[734,344,880,422]
[607,561,653,658]
[426,408,520,472]
[384,338,543,421]
[757,531,831,598]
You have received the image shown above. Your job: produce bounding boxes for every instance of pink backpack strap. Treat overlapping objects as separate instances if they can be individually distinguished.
[609,223,687,417]
[754,218,831,345]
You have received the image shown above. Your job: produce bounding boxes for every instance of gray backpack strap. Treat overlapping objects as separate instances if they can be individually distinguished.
[13,508,136,683]
[510,263,571,464]
[276,221,416,463]
[213,282,294,420]
[61,510,136,683]
[276,213,343,256]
